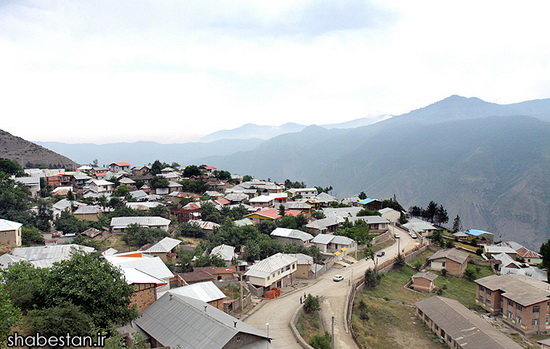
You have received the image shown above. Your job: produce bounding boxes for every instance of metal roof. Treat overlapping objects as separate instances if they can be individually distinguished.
[145,237,182,253]
[122,267,167,286]
[244,253,297,278]
[476,274,550,306]
[11,244,95,262]
[210,244,236,261]
[415,296,522,349]
[0,219,22,231]
[467,229,494,236]
[135,293,269,349]
[106,255,174,280]
[110,216,171,228]
[164,281,226,303]
[270,228,313,241]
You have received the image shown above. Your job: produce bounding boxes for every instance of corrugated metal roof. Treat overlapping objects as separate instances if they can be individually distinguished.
[165,281,226,303]
[135,293,269,348]
[270,228,313,241]
[122,267,167,286]
[244,253,297,278]
[0,219,22,231]
[110,216,171,228]
[145,237,181,253]
[106,255,174,280]
[210,244,236,261]
[415,296,522,349]
[11,244,95,262]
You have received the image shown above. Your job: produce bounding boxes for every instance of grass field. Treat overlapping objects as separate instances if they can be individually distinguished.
[295,310,324,344]
[351,262,495,348]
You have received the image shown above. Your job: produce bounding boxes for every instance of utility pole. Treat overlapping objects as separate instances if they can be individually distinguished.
[331,316,335,349]
[240,274,243,319]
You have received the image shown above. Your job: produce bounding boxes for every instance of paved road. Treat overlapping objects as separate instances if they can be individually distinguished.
[245,226,422,348]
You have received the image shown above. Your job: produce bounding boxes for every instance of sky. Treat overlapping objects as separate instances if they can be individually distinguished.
[1,0,550,144]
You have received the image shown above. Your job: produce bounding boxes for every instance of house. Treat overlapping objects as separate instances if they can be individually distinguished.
[483,245,518,260]
[110,216,171,233]
[465,229,494,244]
[190,220,221,235]
[126,202,164,211]
[285,253,314,279]
[305,216,344,235]
[14,176,41,198]
[452,231,469,241]
[125,293,271,349]
[378,207,401,223]
[9,244,95,268]
[475,274,550,334]
[122,267,167,312]
[89,179,114,194]
[245,208,281,222]
[311,234,356,254]
[309,192,338,208]
[0,219,22,247]
[538,338,550,349]
[281,201,312,215]
[224,193,249,205]
[210,244,238,266]
[415,296,522,349]
[402,218,438,236]
[244,253,298,296]
[73,205,103,221]
[0,253,25,269]
[427,248,469,276]
[270,228,313,246]
[106,252,174,294]
[143,237,182,262]
[411,272,437,292]
[109,162,131,172]
[498,241,542,265]
[179,266,237,284]
[357,198,382,210]
[350,215,390,234]
[286,188,318,199]
[163,281,226,311]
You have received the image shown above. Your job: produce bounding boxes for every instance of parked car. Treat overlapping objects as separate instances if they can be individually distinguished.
[376,251,385,257]
[394,233,400,239]
[333,275,344,282]
[410,232,418,239]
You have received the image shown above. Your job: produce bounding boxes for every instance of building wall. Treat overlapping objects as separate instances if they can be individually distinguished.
[223,333,268,349]
[430,259,465,276]
[411,278,434,292]
[74,213,99,222]
[294,264,310,279]
[130,283,157,312]
[502,297,550,334]
[207,298,226,311]
[476,284,502,315]
[0,228,21,246]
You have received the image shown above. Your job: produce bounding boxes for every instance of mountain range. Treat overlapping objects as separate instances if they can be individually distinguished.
[7,95,550,249]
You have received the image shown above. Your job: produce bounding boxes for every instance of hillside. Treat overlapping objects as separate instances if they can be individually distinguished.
[196,96,550,249]
[0,129,79,169]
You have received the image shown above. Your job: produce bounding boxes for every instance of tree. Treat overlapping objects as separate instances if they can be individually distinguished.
[112,184,130,197]
[178,222,205,238]
[1,261,49,312]
[452,215,463,233]
[25,302,95,337]
[358,191,367,200]
[0,158,24,176]
[0,176,33,224]
[183,165,202,177]
[394,254,405,269]
[122,224,168,247]
[309,332,331,349]
[423,201,438,223]
[540,239,550,272]
[357,299,369,321]
[0,277,20,345]
[364,268,380,289]
[429,230,444,247]
[21,226,45,246]
[194,254,226,268]
[150,176,169,189]
[54,210,88,234]
[278,204,286,217]
[434,206,449,225]
[303,294,321,313]
[34,199,53,232]
[242,175,253,182]
[42,252,138,330]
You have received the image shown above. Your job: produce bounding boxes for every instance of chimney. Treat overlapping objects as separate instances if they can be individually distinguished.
[233,321,237,328]
[169,294,173,300]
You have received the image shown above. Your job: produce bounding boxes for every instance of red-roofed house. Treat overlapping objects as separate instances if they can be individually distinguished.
[215,198,230,206]
[109,162,131,172]
[285,210,303,217]
[202,166,217,173]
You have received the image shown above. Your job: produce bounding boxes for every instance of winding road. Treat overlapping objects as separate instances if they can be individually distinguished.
[245,226,422,348]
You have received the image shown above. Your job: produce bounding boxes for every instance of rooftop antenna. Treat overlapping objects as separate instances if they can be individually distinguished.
[204,305,207,312]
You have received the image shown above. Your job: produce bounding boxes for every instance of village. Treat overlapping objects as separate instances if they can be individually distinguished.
[0,160,549,349]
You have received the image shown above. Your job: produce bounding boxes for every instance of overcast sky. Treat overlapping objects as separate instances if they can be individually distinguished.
[1,0,549,144]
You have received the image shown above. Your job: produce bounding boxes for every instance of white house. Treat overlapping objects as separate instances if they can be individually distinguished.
[244,253,298,294]
[110,216,171,233]
[0,219,22,247]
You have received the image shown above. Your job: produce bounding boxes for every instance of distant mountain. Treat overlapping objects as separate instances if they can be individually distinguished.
[0,129,79,169]
[35,138,263,167]
[200,116,387,142]
[195,96,550,250]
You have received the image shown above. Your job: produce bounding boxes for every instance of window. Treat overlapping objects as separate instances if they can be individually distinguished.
[533,318,539,326]
[508,311,513,319]
[534,306,540,313]
[479,286,485,292]
[508,299,514,307]
[485,298,491,306]
[486,289,492,296]
[516,316,522,324]
[517,304,523,311]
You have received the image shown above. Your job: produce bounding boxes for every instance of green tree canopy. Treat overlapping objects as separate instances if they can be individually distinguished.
[0,158,24,177]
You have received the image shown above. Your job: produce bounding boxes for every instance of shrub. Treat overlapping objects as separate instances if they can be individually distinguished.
[304,294,321,313]
[309,332,331,349]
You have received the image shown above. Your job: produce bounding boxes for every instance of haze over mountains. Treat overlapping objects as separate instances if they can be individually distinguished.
[22,95,550,249]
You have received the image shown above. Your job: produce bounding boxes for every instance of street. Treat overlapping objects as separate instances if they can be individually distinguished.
[245,226,421,348]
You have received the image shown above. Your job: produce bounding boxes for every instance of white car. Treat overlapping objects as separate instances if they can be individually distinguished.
[394,233,400,239]
[410,232,418,239]
[333,275,344,282]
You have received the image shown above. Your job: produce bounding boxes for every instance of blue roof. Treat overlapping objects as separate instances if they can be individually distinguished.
[358,198,375,205]
[466,229,493,236]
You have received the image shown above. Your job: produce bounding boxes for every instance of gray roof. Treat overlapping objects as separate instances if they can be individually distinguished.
[312,234,355,246]
[210,244,237,261]
[475,274,550,306]
[0,219,22,231]
[412,272,438,282]
[106,255,174,280]
[270,228,313,242]
[145,237,182,253]
[349,215,389,225]
[305,216,344,230]
[110,216,171,228]
[244,253,297,278]
[428,248,469,265]
[11,244,95,262]
[286,253,313,265]
[134,293,270,349]
[403,218,436,233]
[416,296,522,349]
[163,281,226,303]
[233,218,254,227]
